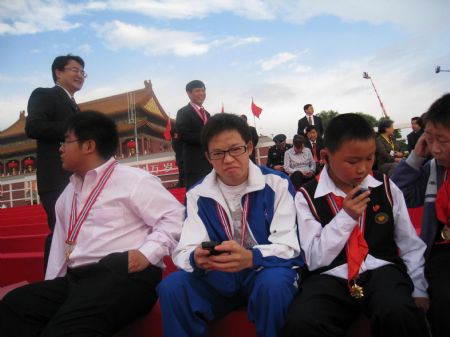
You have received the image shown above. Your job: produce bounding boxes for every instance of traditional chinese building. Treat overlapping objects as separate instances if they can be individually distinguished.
[0,81,271,207]
[0,80,173,176]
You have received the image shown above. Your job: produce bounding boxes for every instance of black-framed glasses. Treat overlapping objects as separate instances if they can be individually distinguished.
[64,67,87,78]
[208,145,248,160]
[59,139,80,147]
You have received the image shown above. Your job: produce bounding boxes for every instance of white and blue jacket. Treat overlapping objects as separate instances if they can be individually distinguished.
[172,161,304,272]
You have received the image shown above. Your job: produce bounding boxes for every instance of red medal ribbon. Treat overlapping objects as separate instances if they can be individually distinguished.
[65,160,118,245]
[215,194,250,246]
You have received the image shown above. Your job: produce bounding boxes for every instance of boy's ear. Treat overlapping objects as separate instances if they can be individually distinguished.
[247,141,254,156]
[320,149,329,163]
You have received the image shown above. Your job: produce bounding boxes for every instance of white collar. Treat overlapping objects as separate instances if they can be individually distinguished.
[314,165,382,199]
[56,84,74,99]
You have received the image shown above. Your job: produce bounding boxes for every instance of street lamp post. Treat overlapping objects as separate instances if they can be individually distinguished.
[363,72,388,118]
[436,66,450,73]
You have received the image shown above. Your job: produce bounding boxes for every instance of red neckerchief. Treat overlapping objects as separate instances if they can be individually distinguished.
[327,194,368,288]
[317,171,369,289]
[436,169,450,243]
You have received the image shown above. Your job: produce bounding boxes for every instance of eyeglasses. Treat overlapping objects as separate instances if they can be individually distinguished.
[59,139,80,147]
[64,67,87,78]
[208,145,248,160]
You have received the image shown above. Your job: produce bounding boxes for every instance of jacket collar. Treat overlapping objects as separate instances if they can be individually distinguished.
[191,161,266,202]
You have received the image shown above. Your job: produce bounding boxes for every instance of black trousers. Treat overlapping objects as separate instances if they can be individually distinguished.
[0,252,162,337]
[39,190,63,272]
[426,244,450,337]
[283,264,429,337]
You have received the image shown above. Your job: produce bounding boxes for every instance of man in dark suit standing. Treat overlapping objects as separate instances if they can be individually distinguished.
[407,116,424,153]
[297,104,324,137]
[303,125,324,173]
[175,80,212,189]
[25,54,86,270]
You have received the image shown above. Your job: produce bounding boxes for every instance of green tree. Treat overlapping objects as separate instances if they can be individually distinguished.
[317,110,339,133]
[352,112,378,128]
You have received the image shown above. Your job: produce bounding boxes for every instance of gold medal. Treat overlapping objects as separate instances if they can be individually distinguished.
[350,281,364,299]
[441,226,450,241]
[65,242,75,261]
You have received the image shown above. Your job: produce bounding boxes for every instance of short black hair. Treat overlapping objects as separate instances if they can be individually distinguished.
[51,54,85,83]
[324,113,375,153]
[201,113,251,152]
[293,134,305,148]
[377,118,394,134]
[303,104,312,112]
[425,93,450,129]
[185,80,205,93]
[305,125,317,134]
[65,111,118,159]
[411,116,424,129]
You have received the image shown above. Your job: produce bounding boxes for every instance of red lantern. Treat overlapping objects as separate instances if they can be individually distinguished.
[24,157,35,172]
[24,158,34,166]
[127,140,136,149]
[8,161,18,169]
[7,161,19,175]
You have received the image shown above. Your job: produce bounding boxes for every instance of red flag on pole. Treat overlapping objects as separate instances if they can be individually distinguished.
[221,102,224,113]
[251,98,262,118]
[164,118,172,141]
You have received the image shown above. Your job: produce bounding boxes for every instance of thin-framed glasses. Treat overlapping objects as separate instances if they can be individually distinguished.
[59,139,80,147]
[208,145,248,160]
[64,67,87,78]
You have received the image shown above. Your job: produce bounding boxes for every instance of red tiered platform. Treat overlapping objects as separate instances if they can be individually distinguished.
[0,189,257,337]
[0,188,423,337]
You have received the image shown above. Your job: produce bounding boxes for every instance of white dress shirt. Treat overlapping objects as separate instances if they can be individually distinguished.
[284,147,316,175]
[46,157,185,280]
[295,166,428,297]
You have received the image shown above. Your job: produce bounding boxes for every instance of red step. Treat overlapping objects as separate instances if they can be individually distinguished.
[0,224,50,236]
[0,234,47,253]
[0,252,45,286]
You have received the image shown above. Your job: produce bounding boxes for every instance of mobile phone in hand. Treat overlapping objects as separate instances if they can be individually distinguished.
[353,188,369,199]
[201,241,225,256]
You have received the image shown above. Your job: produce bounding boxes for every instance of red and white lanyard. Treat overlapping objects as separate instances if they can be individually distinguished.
[215,194,250,246]
[65,160,117,245]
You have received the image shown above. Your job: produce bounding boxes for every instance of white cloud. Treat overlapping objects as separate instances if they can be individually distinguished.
[93,21,262,57]
[211,36,263,48]
[97,0,274,20]
[78,44,92,54]
[258,52,298,71]
[281,0,450,33]
[0,0,80,35]
[93,20,210,57]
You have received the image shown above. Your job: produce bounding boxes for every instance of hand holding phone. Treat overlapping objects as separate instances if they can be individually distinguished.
[353,187,369,199]
[201,241,225,256]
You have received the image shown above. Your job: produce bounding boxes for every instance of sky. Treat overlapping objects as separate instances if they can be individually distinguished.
[1,0,449,139]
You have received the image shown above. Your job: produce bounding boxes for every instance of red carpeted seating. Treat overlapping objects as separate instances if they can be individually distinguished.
[0,204,48,286]
[0,188,424,337]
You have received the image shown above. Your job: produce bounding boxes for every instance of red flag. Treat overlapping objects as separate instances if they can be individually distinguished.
[251,98,262,118]
[221,102,224,113]
[164,118,172,141]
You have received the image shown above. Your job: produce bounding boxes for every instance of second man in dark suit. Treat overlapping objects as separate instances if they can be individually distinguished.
[25,54,86,270]
[297,104,323,137]
[303,125,324,173]
[175,80,212,189]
